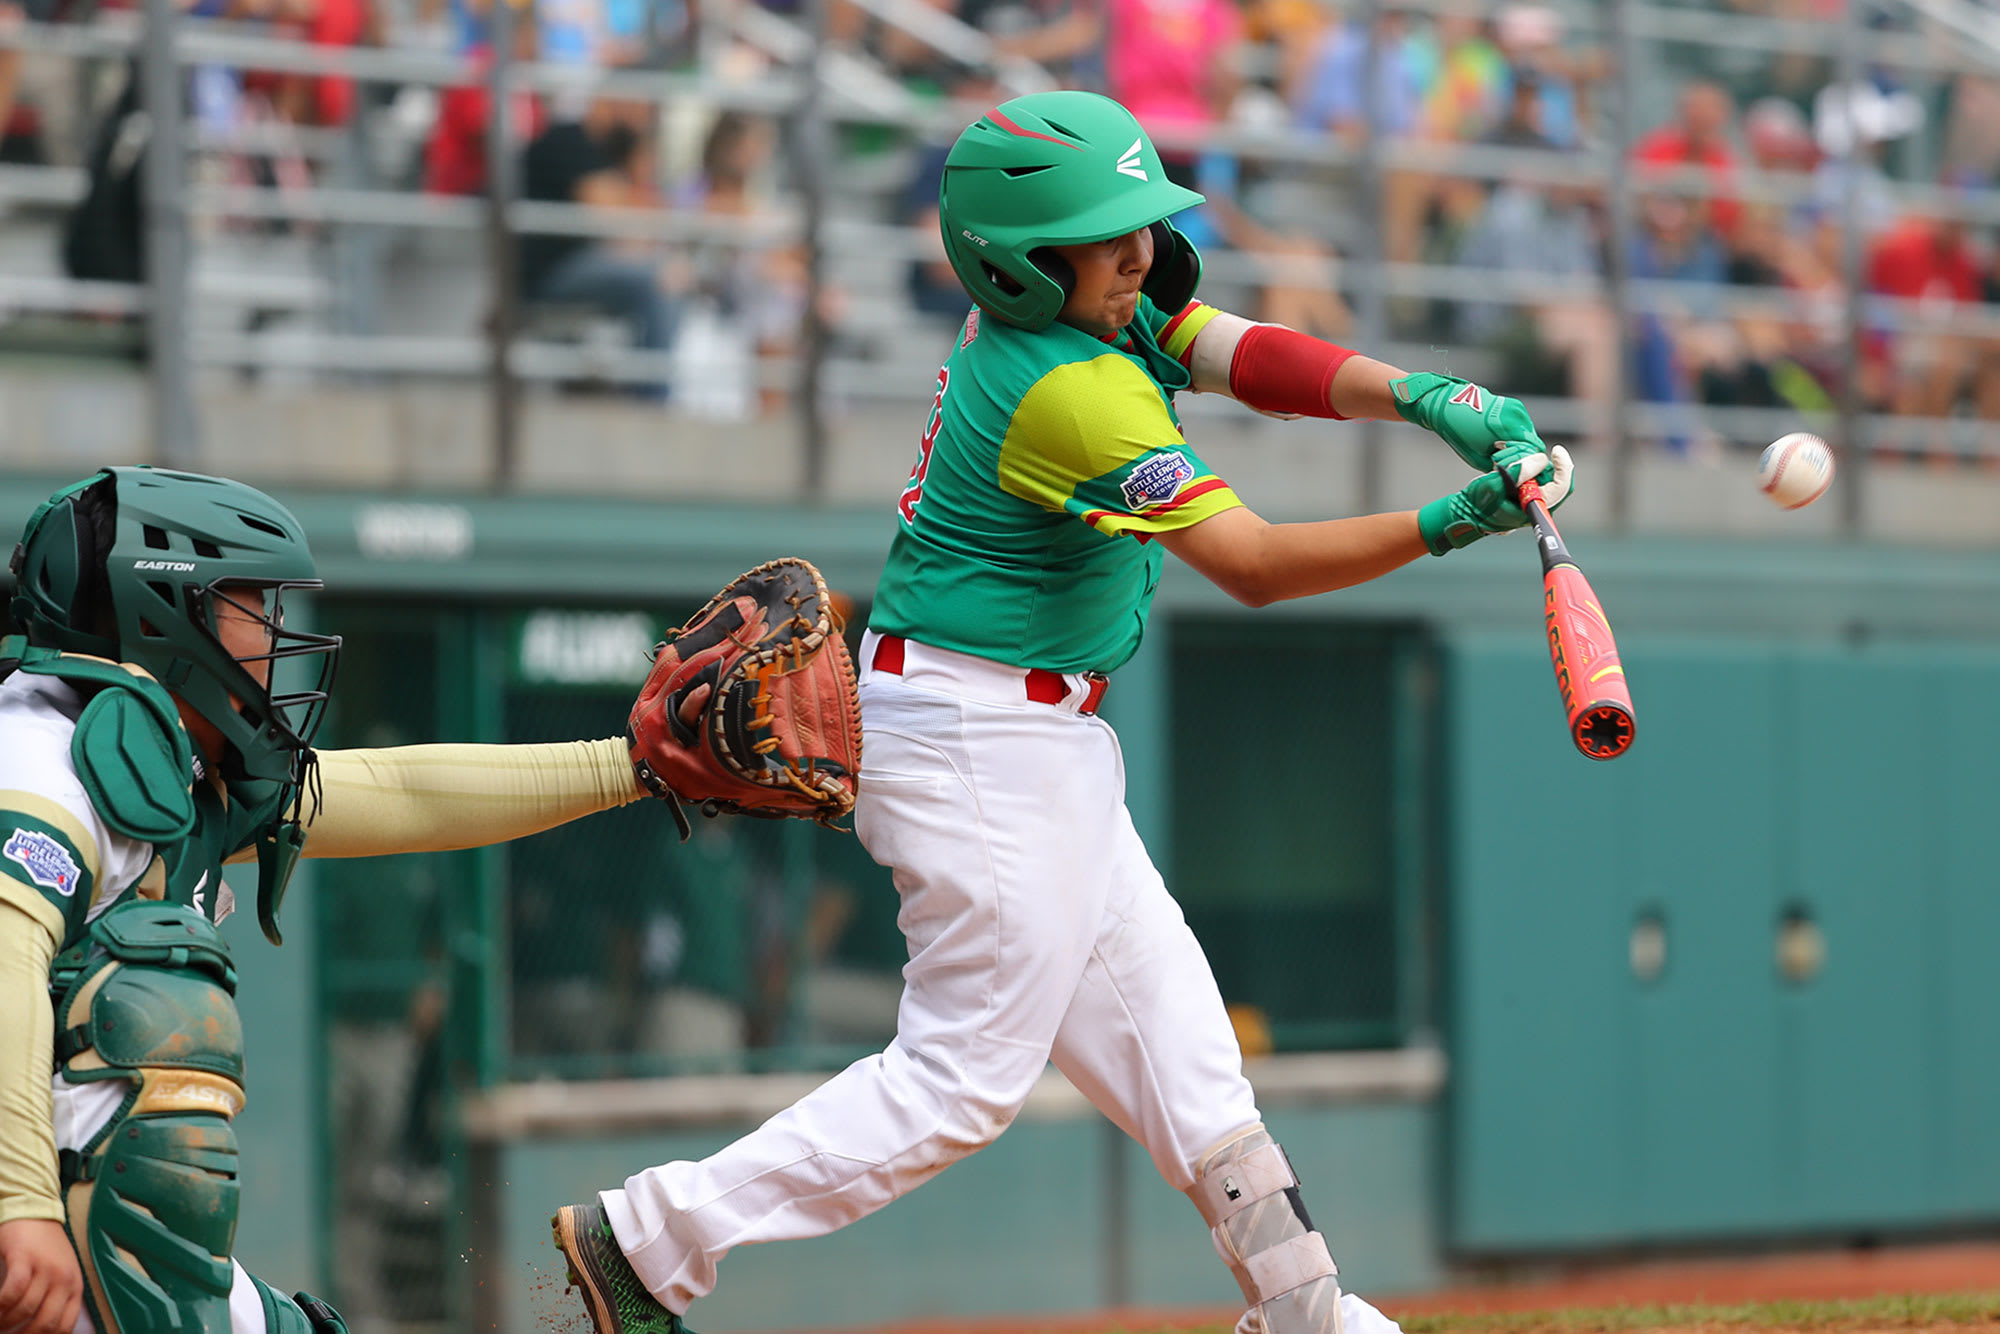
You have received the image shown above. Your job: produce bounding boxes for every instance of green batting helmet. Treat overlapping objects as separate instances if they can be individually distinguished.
[939,91,1206,331]
[9,466,341,785]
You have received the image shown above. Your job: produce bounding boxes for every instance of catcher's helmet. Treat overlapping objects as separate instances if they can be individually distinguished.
[938,91,1206,331]
[10,466,341,785]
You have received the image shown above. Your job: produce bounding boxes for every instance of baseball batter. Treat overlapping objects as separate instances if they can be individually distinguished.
[0,467,677,1334]
[553,91,1572,1334]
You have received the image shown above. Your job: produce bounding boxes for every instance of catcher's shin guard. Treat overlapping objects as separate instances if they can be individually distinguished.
[1186,1127,1344,1334]
[52,902,248,1334]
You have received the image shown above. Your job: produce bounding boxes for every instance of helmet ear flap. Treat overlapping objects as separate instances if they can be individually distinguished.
[1028,246,1075,297]
[1140,220,1202,313]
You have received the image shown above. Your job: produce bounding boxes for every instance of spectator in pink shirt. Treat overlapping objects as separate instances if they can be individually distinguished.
[1105,0,1241,154]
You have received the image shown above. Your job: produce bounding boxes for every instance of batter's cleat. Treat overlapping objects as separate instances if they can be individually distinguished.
[551,1203,694,1334]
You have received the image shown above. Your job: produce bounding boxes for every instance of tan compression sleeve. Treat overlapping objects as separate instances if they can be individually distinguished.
[299,738,648,859]
[0,890,62,1224]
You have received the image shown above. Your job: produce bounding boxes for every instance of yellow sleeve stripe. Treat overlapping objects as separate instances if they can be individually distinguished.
[1158,302,1222,366]
[1083,477,1243,538]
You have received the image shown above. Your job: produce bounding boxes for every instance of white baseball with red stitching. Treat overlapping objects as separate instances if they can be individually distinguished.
[1758,432,1835,510]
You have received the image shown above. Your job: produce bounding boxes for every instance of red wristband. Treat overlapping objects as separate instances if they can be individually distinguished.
[1227,324,1357,419]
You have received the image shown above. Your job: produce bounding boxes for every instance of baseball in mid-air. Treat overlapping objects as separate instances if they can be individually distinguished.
[1757,432,1835,509]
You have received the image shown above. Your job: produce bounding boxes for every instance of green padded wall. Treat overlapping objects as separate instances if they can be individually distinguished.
[1446,632,2000,1251]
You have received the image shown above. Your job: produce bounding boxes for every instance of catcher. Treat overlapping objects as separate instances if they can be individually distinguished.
[0,465,854,1334]
[551,90,1571,1334]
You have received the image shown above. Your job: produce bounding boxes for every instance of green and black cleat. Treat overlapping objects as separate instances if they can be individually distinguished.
[551,1203,695,1334]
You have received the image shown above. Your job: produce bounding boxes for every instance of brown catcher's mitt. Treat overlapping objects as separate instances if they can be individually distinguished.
[629,557,861,837]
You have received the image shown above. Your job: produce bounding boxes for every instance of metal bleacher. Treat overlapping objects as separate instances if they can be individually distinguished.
[3,0,2000,542]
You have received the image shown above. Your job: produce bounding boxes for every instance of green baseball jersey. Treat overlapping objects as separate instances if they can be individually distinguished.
[872,296,1239,674]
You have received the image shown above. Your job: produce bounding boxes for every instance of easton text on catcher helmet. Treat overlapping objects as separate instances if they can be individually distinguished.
[939,90,1206,331]
[10,466,342,786]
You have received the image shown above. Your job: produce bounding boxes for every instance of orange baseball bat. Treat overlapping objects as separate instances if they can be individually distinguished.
[1517,476,1635,760]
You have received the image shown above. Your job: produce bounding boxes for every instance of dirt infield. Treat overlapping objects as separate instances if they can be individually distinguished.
[869,1242,2000,1334]
[1384,1242,2000,1316]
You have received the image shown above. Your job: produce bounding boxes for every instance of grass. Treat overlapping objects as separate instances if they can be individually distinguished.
[1102,1292,2000,1334]
[1394,1292,2000,1334]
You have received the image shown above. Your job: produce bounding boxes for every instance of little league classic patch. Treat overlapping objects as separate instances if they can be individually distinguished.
[1121,450,1196,510]
[4,828,81,897]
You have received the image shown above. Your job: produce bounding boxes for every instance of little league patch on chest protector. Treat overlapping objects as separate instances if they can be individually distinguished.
[5,827,81,896]
[1121,451,1196,510]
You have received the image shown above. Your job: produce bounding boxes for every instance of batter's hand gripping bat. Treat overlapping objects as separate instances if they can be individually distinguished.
[1516,476,1635,760]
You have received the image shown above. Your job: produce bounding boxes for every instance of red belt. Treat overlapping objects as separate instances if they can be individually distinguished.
[872,635,1110,716]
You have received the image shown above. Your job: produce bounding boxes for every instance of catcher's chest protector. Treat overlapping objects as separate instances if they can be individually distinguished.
[0,655,323,1333]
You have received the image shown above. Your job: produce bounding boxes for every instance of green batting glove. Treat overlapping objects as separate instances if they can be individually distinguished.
[1416,472,1527,555]
[1416,442,1575,556]
[1390,371,1547,471]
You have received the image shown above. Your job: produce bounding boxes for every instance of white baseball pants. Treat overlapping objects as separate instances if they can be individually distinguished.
[602,637,1397,1334]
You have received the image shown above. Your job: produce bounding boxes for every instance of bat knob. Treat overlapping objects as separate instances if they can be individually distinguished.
[1573,704,1636,760]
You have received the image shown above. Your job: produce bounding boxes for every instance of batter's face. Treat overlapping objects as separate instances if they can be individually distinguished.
[1052,227,1154,337]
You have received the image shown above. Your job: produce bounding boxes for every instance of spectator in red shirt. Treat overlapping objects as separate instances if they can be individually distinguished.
[1632,82,1741,241]
[424,30,545,197]
[238,0,376,128]
[1867,211,1986,419]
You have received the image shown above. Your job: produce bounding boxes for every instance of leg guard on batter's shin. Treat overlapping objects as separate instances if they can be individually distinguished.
[1186,1126,1343,1334]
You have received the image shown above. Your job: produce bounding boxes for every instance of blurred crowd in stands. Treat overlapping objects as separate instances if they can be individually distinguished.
[8,0,2000,447]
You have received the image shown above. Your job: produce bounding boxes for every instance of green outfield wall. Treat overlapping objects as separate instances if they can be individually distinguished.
[1445,632,2000,1252]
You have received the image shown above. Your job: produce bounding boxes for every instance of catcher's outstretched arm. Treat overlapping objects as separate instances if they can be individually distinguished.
[227,738,646,861]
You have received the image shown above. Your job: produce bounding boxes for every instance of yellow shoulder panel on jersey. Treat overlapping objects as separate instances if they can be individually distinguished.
[997,355,1185,513]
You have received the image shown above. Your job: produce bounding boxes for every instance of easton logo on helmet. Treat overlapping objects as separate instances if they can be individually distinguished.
[1121,451,1195,509]
[133,559,198,572]
[1116,138,1147,181]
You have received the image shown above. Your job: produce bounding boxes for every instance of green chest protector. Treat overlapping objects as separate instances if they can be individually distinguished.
[2,640,340,1332]
[0,636,307,945]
